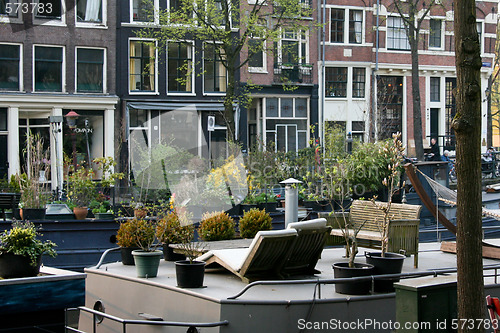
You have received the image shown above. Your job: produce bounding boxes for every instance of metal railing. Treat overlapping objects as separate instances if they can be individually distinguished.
[65,306,229,333]
[273,63,313,84]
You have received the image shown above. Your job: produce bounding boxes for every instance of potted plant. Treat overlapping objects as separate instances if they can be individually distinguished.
[0,221,57,278]
[173,225,206,288]
[241,192,258,213]
[18,132,51,221]
[365,133,407,292]
[198,211,235,241]
[89,198,114,220]
[238,208,272,238]
[156,210,194,261]
[131,218,163,278]
[254,192,278,213]
[67,166,96,220]
[116,219,141,265]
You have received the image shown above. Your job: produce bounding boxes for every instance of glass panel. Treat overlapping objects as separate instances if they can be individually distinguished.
[352,67,365,98]
[0,108,6,131]
[295,98,307,118]
[0,0,17,17]
[77,0,102,22]
[130,108,147,128]
[132,0,153,22]
[129,41,155,92]
[36,0,62,19]
[77,48,104,93]
[266,98,278,117]
[287,126,297,152]
[298,131,306,150]
[352,121,364,132]
[349,10,362,44]
[281,98,293,117]
[331,8,344,43]
[0,44,20,90]
[430,77,440,102]
[203,44,226,93]
[248,39,263,68]
[167,42,192,92]
[325,67,347,97]
[34,46,63,92]
[429,19,441,48]
[276,126,286,151]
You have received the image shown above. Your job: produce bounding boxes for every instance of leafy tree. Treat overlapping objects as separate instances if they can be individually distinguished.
[136,0,314,140]
[453,0,484,329]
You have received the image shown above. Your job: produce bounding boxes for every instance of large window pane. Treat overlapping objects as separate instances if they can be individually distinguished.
[34,46,63,92]
[0,44,20,91]
[77,0,102,22]
[204,43,226,93]
[325,67,347,97]
[35,0,62,19]
[167,42,192,93]
[266,98,278,117]
[248,38,264,68]
[132,0,153,22]
[0,0,17,17]
[77,48,104,93]
[387,16,410,50]
[352,67,365,98]
[129,41,155,92]
[430,77,440,102]
[295,98,307,118]
[429,19,442,48]
[331,9,344,43]
[349,10,362,44]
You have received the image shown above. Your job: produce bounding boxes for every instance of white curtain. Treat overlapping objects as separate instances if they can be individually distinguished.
[84,0,101,22]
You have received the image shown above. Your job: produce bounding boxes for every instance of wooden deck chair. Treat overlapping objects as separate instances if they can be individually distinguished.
[486,295,500,332]
[198,229,298,283]
[284,218,331,276]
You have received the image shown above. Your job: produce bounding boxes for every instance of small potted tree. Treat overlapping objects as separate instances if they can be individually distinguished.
[365,133,407,292]
[131,218,163,278]
[198,211,235,241]
[116,219,141,265]
[0,221,57,278]
[67,166,96,220]
[156,210,193,261]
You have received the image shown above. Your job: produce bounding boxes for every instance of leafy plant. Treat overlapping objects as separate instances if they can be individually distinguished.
[253,192,277,204]
[67,167,96,208]
[0,221,57,266]
[198,211,235,241]
[90,200,112,214]
[116,218,159,251]
[239,208,272,238]
[156,211,194,244]
[116,219,141,248]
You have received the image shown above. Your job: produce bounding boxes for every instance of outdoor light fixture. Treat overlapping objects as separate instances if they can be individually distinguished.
[65,110,80,129]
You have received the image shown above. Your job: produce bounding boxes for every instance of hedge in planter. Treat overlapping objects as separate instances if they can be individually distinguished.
[238,208,272,238]
[198,211,235,241]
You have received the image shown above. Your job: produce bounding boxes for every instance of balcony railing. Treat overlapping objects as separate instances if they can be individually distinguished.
[273,63,313,84]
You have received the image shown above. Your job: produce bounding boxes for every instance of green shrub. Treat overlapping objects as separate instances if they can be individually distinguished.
[198,211,235,241]
[156,211,194,244]
[239,208,272,238]
[116,219,142,248]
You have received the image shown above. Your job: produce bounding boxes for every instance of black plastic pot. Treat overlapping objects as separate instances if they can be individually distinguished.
[0,253,41,278]
[365,252,405,292]
[120,247,140,265]
[22,208,46,221]
[162,245,186,262]
[332,262,374,295]
[175,260,206,288]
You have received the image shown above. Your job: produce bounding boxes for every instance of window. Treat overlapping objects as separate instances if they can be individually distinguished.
[167,41,193,93]
[352,67,365,98]
[35,0,62,20]
[277,29,308,64]
[429,19,442,48]
[264,97,308,152]
[77,48,104,93]
[34,45,63,92]
[0,44,20,91]
[325,67,347,97]
[477,22,482,51]
[377,76,403,140]
[131,0,155,22]
[204,43,226,93]
[445,78,456,148]
[349,10,362,44]
[77,0,103,23]
[387,16,410,50]
[331,9,344,43]
[248,38,264,70]
[129,40,156,92]
[0,0,17,17]
[351,121,365,141]
[430,77,440,102]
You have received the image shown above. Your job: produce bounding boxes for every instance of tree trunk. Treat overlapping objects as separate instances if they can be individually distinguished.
[453,0,485,331]
[224,66,236,142]
[410,38,424,161]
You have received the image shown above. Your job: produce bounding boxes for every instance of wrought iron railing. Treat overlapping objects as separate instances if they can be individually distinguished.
[273,63,313,84]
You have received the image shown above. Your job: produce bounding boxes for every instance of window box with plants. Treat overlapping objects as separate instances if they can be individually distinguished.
[89,196,114,220]
[254,192,278,213]
[0,221,57,278]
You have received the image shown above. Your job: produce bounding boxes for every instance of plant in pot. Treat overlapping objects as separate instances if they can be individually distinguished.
[198,211,235,241]
[67,166,96,220]
[365,133,407,292]
[131,218,163,278]
[254,192,278,213]
[238,208,272,239]
[17,132,51,221]
[116,219,141,265]
[173,222,206,288]
[156,210,194,261]
[0,221,57,278]
[89,196,114,220]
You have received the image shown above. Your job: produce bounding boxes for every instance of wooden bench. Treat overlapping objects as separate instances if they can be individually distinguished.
[329,200,422,267]
[0,193,21,221]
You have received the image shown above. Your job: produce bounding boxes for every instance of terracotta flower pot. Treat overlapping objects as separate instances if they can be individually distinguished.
[73,207,88,220]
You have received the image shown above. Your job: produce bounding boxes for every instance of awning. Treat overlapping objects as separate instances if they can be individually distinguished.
[127,102,224,112]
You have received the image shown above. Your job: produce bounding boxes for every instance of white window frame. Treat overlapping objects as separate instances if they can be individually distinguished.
[277,28,309,64]
[329,7,364,45]
[128,38,158,95]
[75,46,107,94]
[203,41,227,96]
[387,15,410,51]
[166,40,195,96]
[130,0,159,24]
[428,17,444,50]
[32,44,65,93]
[477,21,483,54]
[248,37,267,73]
[33,0,67,26]
[0,42,22,92]
[75,0,107,28]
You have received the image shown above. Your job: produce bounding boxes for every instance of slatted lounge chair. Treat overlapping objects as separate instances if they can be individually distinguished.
[284,218,331,276]
[198,229,298,283]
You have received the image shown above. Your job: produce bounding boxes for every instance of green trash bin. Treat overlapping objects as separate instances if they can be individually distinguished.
[395,275,457,332]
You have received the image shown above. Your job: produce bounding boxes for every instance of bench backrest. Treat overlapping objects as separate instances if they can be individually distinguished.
[349,200,422,232]
[0,193,21,209]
